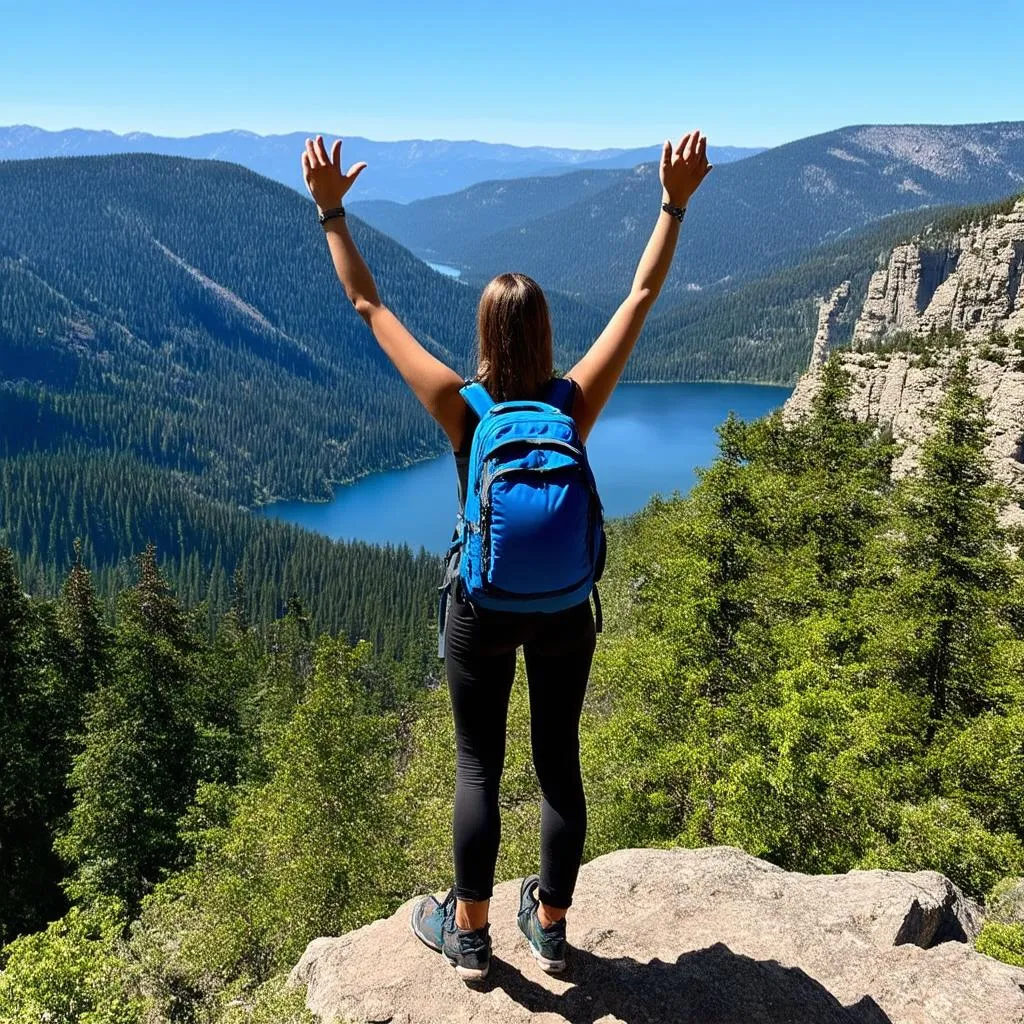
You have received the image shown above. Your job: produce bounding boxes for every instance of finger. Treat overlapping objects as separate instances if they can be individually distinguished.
[301,150,311,177]
[661,139,672,173]
[347,161,368,182]
[697,133,708,165]
[674,131,692,158]
[331,139,342,171]
[315,135,329,166]
[683,131,699,162]
[305,137,318,168]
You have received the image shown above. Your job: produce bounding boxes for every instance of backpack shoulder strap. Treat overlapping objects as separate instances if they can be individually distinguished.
[545,376,576,416]
[459,381,495,419]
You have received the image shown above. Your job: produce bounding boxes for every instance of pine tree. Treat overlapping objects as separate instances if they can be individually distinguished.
[55,543,201,910]
[0,546,64,940]
[49,539,112,747]
[894,355,1012,733]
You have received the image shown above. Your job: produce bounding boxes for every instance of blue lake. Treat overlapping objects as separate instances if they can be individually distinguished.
[257,382,792,553]
[425,261,462,279]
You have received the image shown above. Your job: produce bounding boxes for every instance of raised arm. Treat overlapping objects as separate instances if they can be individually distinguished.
[568,130,712,441]
[301,135,466,446]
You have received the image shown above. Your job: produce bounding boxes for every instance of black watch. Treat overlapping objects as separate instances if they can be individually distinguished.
[661,202,686,223]
[318,206,345,225]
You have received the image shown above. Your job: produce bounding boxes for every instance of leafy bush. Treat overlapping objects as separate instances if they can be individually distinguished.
[0,898,142,1024]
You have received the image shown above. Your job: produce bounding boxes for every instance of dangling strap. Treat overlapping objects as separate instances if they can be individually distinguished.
[437,524,464,659]
[592,583,603,634]
[545,376,576,415]
[459,382,495,419]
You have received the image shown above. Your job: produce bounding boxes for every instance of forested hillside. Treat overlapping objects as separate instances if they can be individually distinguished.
[355,121,1024,306]
[0,451,441,659]
[0,154,611,506]
[349,166,628,263]
[3,353,1023,1023]
[0,155,608,625]
[0,154,483,504]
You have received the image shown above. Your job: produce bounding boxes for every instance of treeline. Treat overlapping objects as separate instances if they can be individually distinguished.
[3,351,1024,1023]
[0,448,441,659]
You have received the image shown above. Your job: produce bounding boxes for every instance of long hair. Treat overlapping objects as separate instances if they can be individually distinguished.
[475,272,554,403]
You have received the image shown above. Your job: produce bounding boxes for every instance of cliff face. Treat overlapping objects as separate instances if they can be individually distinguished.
[786,196,1024,519]
[852,199,1024,349]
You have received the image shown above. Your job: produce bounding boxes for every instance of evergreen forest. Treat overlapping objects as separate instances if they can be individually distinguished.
[3,353,1024,1022]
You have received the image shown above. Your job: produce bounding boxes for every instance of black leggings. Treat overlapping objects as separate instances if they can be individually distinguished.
[443,584,597,909]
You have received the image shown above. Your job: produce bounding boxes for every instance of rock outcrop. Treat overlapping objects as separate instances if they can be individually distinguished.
[853,199,1024,349]
[785,196,1024,520]
[286,846,1024,1024]
[810,281,852,367]
[787,346,1024,498]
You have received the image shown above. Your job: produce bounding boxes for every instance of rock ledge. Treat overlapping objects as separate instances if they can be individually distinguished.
[287,846,1024,1024]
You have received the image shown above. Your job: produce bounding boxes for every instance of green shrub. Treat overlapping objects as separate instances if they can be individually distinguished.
[975,921,1024,968]
[0,898,142,1024]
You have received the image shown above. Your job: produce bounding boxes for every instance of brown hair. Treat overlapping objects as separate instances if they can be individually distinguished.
[475,272,554,403]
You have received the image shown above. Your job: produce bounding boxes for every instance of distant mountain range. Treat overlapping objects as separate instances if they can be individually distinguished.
[0,125,762,203]
[350,122,1024,305]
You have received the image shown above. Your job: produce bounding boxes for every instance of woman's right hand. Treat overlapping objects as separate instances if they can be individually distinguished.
[301,135,368,212]
[660,130,712,207]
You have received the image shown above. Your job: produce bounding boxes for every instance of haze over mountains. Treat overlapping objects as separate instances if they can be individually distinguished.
[350,121,1024,305]
[0,125,761,203]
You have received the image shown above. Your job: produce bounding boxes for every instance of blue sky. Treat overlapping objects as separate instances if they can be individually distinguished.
[2,0,1021,149]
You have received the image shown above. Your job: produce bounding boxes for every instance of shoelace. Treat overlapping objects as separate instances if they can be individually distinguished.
[437,887,458,918]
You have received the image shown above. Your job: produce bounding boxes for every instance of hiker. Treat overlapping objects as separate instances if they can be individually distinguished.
[301,129,712,981]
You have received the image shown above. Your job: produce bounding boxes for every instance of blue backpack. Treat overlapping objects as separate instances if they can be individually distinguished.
[438,377,605,656]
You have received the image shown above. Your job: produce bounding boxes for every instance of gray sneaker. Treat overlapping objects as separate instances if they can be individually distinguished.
[517,874,566,972]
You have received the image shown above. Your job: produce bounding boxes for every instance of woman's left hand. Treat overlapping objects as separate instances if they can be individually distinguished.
[301,135,367,211]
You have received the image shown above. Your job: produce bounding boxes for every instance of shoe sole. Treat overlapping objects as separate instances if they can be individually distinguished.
[528,942,566,973]
[408,917,490,982]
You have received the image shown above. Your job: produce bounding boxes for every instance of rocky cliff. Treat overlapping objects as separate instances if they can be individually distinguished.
[785,196,1024,517]
[852,198,1024,348]
[286,846,1024,1024]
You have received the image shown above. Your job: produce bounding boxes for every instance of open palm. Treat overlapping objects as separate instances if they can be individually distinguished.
[301,135,368,211]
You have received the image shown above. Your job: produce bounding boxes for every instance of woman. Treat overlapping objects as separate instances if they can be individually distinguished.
[301,129,712,982]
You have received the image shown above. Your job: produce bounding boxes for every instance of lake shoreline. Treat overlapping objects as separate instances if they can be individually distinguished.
[255,382,793,553]
[249,379,793,511]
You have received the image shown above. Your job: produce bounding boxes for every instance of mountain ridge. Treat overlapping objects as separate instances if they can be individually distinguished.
[0,124,761,202]
[351,121,1024,307]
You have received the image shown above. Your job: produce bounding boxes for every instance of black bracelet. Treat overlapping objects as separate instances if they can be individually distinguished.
[661,202,686,223]
[318,206,345,225]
